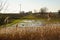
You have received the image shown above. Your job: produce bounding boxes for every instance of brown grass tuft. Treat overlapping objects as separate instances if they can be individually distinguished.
[0,26,60,40]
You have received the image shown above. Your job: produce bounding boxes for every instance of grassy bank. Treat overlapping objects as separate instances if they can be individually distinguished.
[0,19,22,29]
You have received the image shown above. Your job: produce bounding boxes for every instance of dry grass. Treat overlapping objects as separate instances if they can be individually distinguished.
[0,26,60,40]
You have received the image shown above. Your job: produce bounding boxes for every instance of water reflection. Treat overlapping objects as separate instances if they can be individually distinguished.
[18,20,44,27]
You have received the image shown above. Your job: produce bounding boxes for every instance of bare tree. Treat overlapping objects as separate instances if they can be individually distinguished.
[58,10,60,15]
[0,0,7,13]
[40,7,48,13]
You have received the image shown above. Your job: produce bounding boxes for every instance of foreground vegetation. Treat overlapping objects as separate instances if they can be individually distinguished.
[0,25,60,40]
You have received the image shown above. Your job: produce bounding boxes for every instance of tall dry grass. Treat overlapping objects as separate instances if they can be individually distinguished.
[0,25,60,40]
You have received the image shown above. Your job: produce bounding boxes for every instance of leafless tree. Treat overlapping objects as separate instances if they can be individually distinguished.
[40,7,48,13]
[58,10,60,14]
[0,0,7,13]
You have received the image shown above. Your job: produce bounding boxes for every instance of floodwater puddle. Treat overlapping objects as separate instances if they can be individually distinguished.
[18,20,45,27]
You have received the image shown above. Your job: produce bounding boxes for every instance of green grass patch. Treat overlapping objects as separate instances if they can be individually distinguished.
[5,19,22,27]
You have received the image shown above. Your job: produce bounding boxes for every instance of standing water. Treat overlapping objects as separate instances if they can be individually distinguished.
[18,20,45,27]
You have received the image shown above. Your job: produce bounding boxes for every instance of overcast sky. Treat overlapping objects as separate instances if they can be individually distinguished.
[1,0,60,13]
